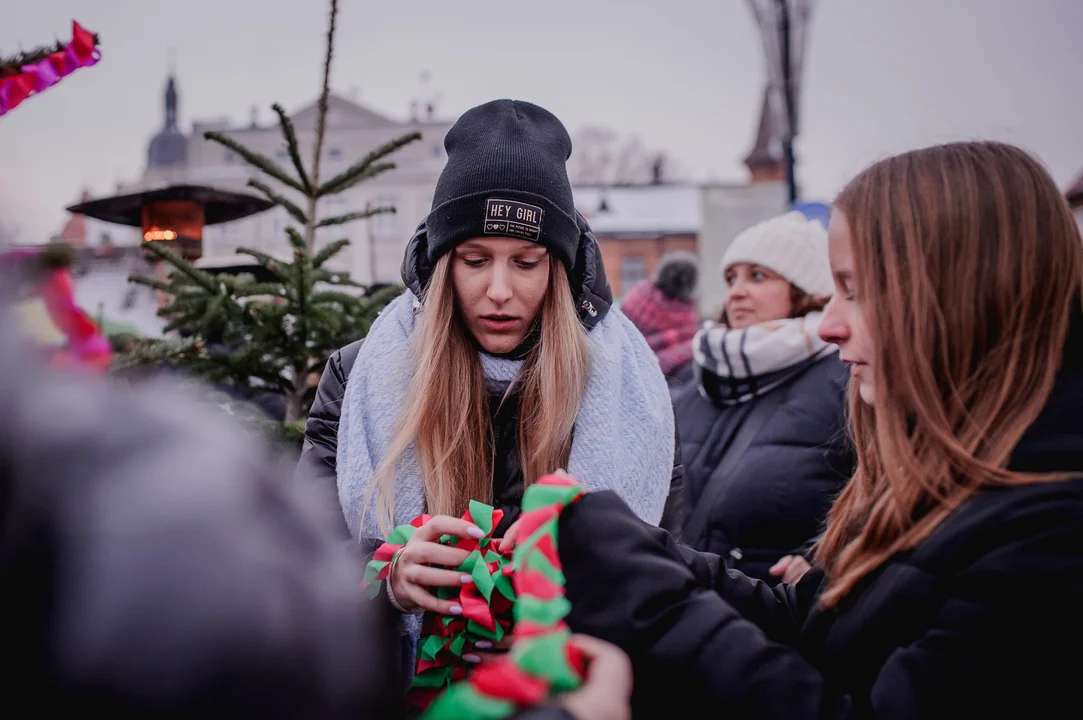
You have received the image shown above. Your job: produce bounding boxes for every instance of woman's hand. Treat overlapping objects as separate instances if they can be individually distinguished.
[560,635,633,720]
[768,554,812,585]
[389,515,485,614]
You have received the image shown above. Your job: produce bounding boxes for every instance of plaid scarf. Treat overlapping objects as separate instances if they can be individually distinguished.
[693,312,836,405]
[622,280,700,376]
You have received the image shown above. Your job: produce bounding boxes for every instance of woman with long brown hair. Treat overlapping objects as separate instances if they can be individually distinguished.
[546,141,1083,718]
[296,100,681,623]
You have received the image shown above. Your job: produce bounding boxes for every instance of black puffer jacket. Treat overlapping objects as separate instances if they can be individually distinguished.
[674,353,853,580]
[557,343,1083,719]
[296,213,684,543]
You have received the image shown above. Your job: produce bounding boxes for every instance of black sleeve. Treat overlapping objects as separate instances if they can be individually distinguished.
[295,347,354,539]
[658,424,685,541]
[560,489,1083,719]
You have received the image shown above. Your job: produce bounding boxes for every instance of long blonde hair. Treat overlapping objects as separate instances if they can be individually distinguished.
[815,141,1083,608]
[366,253,590,533]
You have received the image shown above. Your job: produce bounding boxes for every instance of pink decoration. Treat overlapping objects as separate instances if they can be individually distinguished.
[0,21,100,118]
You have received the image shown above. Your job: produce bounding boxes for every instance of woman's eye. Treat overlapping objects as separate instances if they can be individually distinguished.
[752,271,768,281]
[516,260,541,269]
[725,275,736,286]
[462,258,487,268]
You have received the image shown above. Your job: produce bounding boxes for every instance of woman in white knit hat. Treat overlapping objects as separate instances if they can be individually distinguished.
[672,210,853,584]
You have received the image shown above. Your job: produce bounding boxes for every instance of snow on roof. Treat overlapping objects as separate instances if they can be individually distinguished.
[573,184,701,236]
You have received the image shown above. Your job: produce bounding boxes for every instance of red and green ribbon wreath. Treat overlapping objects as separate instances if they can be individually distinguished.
[363,474,587,719]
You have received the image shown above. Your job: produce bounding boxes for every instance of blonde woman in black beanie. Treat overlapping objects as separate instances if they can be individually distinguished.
[296,100,683,633]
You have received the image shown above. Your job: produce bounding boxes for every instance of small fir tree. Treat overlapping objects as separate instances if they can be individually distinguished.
[115,0,418,428]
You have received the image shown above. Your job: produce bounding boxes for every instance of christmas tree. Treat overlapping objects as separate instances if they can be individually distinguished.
[115,0,418,432]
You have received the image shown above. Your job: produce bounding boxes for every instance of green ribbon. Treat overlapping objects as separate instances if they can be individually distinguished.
[364,476,586,718]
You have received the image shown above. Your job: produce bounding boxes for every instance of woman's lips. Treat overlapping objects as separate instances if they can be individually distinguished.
[846,361,867,377]
[480,316,519,332]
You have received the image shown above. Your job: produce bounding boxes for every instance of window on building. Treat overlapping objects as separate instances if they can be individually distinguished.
[620,255,647,295]
[328,147,342,160]
[372,195,400,238]
[274,148,288,160]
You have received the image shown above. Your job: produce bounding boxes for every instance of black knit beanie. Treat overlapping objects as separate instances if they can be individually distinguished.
[426,100,579,271]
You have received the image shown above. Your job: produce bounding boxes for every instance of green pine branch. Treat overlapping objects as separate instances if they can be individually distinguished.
[204,131,307,194]
[286,226,307,252]
[312,268,362,286]
[319,163,396,199]
[315,205,395,228]
[247,178,308,225]
[142,241,222,294]
[309,290,364,307]
[317,132,421,196]
[232,282,286,298]
[110,336,202,373]
[271,102,312,194]
[233,247,295,283]
[311,238,350,268]
[126,274,170,293]
[309,0,339,194]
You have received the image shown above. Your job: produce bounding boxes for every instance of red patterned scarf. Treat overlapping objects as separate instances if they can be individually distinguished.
[620,280,699,375]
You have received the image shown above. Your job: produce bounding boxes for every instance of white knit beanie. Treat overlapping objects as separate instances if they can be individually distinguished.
[720,210,834,298]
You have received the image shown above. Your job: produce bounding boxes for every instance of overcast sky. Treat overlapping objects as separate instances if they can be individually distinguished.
[2,0,1081,243]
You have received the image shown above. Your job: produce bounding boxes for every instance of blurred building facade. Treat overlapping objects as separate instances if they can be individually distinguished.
[142,76,455,283]
[63,75,795,312]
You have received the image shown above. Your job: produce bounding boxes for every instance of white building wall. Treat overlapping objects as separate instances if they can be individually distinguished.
[698,182,788,318]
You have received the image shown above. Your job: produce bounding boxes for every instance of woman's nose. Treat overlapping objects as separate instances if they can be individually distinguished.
[486,266,513,303]
[728,279,749,298]
[818,297,847,345]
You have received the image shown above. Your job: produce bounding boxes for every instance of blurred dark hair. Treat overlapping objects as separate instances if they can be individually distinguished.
[652,251,698,303]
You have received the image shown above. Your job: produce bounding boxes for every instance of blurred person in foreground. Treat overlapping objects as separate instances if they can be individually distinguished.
[0,317,630,719]
[619,251,701,387]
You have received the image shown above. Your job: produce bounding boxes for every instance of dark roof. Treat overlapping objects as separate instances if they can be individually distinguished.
[147,76,188,169]
[65,185,274,227]
[744,87,783,171]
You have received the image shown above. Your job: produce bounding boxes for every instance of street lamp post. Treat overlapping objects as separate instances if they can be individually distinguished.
[747,0,813,205]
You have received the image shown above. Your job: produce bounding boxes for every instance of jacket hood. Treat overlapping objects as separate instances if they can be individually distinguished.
[399,209,613,331]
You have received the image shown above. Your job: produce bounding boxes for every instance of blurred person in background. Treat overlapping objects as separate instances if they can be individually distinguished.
[619,251,701,387]
[673,211,852,583]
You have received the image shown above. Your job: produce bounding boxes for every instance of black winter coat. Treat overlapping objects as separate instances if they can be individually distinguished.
[674,353,852,580]
[296,213,685,544]
[560,359,1083,719]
